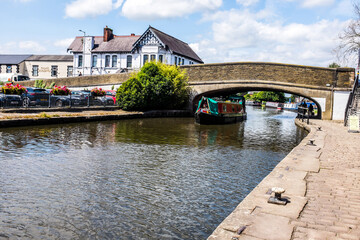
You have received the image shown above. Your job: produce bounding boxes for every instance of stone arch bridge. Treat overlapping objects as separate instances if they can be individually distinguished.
[181,62,354,120]
[20,62,355,120]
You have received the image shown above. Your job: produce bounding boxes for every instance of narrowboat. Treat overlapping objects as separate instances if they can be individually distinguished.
[195,96,247,125]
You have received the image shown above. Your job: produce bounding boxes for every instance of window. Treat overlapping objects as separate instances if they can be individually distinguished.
[112,55,117,67]
[32,65,39,77]
[67,66,73,77]
[92,55,97,67]
[182,59,184,65]
[143,55,149,64]
[6,65,12,73]
[51,65,58,77]
[178,58,181,65]
[127,55,132,68]
[174,56,177,65]
[159,55,163,63]
[105,55,110,67]
[78,55,83,67]
[150,55,156,61]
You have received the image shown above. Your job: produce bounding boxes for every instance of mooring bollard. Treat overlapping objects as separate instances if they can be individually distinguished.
[307,139,315,145]
[268,187,287,205]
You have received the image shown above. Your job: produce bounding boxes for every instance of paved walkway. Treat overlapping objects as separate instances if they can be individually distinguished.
[292,120,360,240]
[209,120,360,240]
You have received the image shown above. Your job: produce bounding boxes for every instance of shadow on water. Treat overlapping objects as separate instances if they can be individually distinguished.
[0,106,307,239]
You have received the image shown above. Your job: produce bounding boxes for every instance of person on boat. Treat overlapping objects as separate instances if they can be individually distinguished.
[202,101,208,109]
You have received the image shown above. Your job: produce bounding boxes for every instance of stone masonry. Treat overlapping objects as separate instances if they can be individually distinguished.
[208,119,360,240]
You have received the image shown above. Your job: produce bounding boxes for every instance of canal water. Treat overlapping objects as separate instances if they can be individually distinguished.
[0,107,307,239]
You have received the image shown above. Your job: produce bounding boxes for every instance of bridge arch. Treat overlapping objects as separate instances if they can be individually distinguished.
[190,81,324,119]
[182,62,355,120]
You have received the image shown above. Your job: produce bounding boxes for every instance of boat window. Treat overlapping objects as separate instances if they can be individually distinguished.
[223,105,226,112]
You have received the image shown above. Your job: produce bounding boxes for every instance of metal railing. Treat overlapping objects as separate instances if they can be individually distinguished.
[344,74,359,126]
[0,93,116,109]
[297,106,310,124]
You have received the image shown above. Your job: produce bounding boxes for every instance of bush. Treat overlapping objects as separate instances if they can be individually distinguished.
[1,83,27,95]
[116,61,190,111]
[50,85,70,95]
[34,79,55,89]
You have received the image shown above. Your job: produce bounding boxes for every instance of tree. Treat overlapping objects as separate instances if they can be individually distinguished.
[116,61,190,111]
[248,91,286,103]
[328,62,340,68]
[336,1,360,65]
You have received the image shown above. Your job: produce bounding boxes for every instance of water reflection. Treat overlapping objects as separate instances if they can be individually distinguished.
[0,107,307,239]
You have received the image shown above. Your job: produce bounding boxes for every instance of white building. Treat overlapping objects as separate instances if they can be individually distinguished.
[67,26,204,76]
[0,54,73,80]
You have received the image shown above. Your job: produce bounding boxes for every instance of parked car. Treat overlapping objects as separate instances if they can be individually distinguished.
[21,88,50,107]
[0,93,22,107]
[105,90,116,104]
[45,90,83,107]
[72,90,115,106]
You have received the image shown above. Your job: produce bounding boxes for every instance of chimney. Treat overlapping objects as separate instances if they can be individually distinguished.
[103,26,114,42]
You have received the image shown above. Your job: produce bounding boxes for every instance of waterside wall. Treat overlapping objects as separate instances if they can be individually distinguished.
[208,119,322,239]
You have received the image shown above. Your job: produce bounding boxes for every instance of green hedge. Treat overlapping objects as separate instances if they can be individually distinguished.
[116,62,190,111]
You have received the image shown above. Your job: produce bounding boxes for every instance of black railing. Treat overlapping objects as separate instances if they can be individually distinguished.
[0,94,117,109]
[344,74,359,126]
[297,106,310,124]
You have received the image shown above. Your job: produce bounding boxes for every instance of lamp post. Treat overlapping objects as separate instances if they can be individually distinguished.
[79,30,86,76]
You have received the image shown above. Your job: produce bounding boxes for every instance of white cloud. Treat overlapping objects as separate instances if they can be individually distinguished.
[236,0,259,7]
[0,41,47,54]
[121,0,222,20]
[19,41,46,52]
[54,38,74,48]
[193,9,348,67]
[302,0,335,8]
[65,0,122,18]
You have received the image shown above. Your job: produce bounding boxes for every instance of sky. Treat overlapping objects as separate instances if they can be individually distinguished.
[0,0,356,67]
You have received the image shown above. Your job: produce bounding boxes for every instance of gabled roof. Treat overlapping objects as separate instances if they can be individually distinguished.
[67,35,140,53]
[26,55,73,61]
[132,26,203,63]
[0,54,32,64]
[67,26,204,63]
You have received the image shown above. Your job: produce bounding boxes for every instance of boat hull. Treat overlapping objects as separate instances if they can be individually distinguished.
[195,111,247,125]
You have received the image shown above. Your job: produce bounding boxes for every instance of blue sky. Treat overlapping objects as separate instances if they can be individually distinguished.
[0,0,355,67]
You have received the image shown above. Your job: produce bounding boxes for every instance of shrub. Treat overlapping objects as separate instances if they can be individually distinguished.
[50,85,71,95]
[34,80,55,89]
[91,87,106,96]
[116,61,190,111]
[1,83,27,95]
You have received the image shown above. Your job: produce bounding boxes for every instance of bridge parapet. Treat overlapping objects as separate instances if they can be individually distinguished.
[181,62,354,89]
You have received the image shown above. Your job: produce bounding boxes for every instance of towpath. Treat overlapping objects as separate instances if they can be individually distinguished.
[209,120,360,240]
[291,120,360,240]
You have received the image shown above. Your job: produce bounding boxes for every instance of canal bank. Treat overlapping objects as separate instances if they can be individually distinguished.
[208,119,360,240]
[0,108,192,128]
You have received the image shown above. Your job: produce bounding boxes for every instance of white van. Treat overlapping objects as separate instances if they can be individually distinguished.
[0,73,30,82]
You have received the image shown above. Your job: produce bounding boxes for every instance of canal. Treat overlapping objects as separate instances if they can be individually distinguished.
[0,106,307,239]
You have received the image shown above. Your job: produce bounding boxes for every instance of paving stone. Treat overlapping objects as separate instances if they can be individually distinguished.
[337,233,360,240]
[208,120,360,239]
